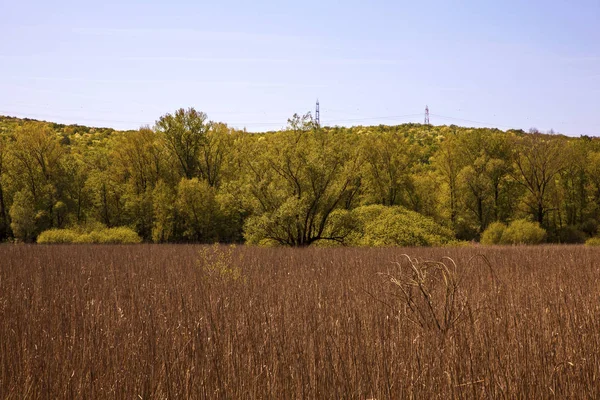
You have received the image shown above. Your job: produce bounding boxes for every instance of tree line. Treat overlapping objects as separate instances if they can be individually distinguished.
[0,109,599,245]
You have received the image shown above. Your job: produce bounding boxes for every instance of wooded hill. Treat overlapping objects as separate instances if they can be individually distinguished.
[1,110,598,245]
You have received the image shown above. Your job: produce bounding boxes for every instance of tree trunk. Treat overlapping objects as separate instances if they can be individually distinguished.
[537,202,544,225]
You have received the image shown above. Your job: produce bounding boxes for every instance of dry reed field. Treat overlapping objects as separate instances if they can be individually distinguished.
[1,244,600,399]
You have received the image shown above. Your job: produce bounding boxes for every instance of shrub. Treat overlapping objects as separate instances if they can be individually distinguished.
[9,191,37,242]
[73,233,94,244]
[344,205,456,247]
[198,244,245,283]
[37,229,80,244]
[480,222,507,245]
[585,237,600,246]
[500,219,546,245]
[555,226,586,244]
[579,219,598,237]
[92,227,143,244]
[37,227,142,244]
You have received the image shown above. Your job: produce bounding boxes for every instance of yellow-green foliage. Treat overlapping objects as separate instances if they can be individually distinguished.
[346,205,456,247]
[73,233,94,244]
[442,240,472,248]
[92,227,143,244]
[585,237,600,246]
[9,191,37,242]
[481,219,546,245]
[481,222,507,245]
[37,229,80,244]
[37,227,142,244]
[501,219,546,245]
[198,244,245,283]
[1,114,590,246]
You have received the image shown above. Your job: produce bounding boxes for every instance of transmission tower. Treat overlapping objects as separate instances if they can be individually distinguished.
[424,105,430,125]
[315,99,320,128]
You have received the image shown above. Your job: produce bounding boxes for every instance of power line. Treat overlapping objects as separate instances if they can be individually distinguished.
[322,113,422,125]
[0,108,522,132]
[320,107,363,116]
[430,113,518,129]
[0,110,424,129]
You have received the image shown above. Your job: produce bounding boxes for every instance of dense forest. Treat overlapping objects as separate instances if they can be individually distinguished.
[0,109,599,246]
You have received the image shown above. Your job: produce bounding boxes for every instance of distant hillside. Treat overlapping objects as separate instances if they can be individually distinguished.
[0,113,538,157]
[0,115,129,144]
[0,113,571,143]
[1,109,599,246]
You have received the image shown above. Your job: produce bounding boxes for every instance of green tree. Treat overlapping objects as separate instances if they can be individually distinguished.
[433,131,462,227]
[9,123,65,229]
[454,129,514,235]
[155,108,208,180]
[175,178,220,242]
[152,180,175,243]
[122,187,154,241]
[556,140,588,227]
[586,150,600,218]
[361,130,418,206]
[111,127,166,194]
[84,149,126,228]
[511,132,566,226]
[9,190,37,242]
[242,114,362,246]
[59,152,90,224]
[198,122,233,187]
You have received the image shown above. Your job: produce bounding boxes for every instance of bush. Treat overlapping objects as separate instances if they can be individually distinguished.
[9,191,37,242]
[480,222,507,245]
[585,237,600,246]
[481,220,547,245]
[37,229,80,244]
[73,233,94,244]
[500,219,546,245]
[579,219,598,237]
[37,227,142,244]
[94,227,143,244]
[555,226,586,244]
[343,205,456,247]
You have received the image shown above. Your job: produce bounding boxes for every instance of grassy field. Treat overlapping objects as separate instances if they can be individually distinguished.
[1,244,600,398]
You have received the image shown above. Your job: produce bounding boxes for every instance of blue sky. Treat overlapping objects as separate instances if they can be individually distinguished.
[1,0,599,135]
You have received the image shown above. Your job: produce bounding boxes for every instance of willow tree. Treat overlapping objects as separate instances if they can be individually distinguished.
[454,129,514,234]
[198,122,234,188]
[511,132,566,225]
[433,131,462,226]
[155,108,208,180]
[9,122,66,230]
[361,130,419,207]
[242,113,362,246]
[111,127,166,194]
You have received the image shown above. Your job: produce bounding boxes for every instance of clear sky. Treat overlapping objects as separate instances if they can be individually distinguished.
[1,0,599,135]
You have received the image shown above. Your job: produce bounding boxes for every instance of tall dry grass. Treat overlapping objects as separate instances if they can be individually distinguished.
[1,244,599,398]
